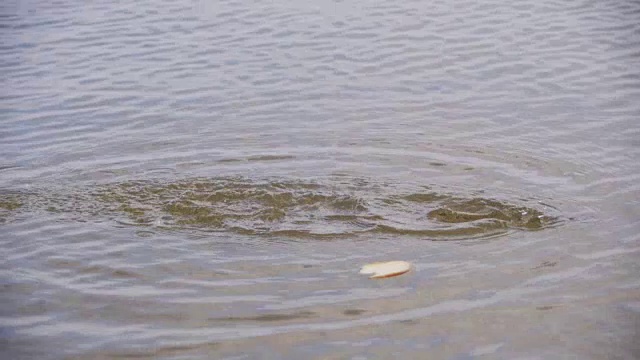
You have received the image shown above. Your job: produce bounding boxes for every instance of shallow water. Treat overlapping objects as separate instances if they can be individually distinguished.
[1,0,639,359]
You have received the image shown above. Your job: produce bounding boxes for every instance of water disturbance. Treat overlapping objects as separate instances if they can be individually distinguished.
[1,177,560,239]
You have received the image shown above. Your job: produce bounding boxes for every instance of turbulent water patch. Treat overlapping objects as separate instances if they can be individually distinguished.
[0,192,23,224]
[1,178,561,239]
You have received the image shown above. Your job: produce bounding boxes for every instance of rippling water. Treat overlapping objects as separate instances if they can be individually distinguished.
[2,0,639,359]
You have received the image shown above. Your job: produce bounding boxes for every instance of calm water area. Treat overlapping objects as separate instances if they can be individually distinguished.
[1,0,639,359]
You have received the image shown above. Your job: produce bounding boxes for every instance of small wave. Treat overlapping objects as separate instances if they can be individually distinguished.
[1,177,561,240]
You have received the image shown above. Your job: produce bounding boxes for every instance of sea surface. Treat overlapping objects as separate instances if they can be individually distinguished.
[1,0,639,359]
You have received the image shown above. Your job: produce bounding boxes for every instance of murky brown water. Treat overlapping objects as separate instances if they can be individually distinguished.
[1,0,639,359]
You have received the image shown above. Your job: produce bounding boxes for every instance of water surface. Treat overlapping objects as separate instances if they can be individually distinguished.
[1,0,639,359]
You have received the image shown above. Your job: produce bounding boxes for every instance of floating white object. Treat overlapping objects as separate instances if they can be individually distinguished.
[359,261,412,279]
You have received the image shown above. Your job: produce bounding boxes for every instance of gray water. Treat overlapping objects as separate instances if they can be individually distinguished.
[1,0,639,359]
